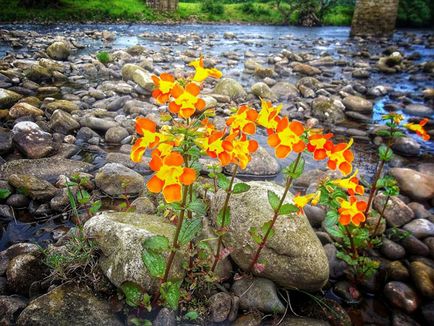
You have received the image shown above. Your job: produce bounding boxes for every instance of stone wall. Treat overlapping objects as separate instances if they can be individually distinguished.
[351,0,399,37]
[146,0,178,11]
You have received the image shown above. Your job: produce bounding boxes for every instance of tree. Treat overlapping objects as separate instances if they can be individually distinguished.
[273,0,337,26]
[19,0,61,7]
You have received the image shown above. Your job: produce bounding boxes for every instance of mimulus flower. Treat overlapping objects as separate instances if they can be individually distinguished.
[257,99,281,132]
[131,117,159,163]
[151,73,176,104]
[307,132,333,160]
[189,57,223,83]
[196,130,234,166]
[169,83,206,119]
[326,138,354,176]
[267,117,305,159]
[226,131,258,169]
[337,196,367,226]
[293,191,320,214]
[226,105,258,135]
[383,113,404,125]
[332,169,364,196]
[147,152,196,203]
[404,118,430,141]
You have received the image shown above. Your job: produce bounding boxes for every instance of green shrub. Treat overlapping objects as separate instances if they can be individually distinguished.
[201,0,224,15]
[322,5,353,26]
[397,0,432,27]
[96,51,111,64]
[19,0,60,7]
[241,2,270,16]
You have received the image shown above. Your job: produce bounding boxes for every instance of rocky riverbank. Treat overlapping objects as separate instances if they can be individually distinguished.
[0,25,433,325]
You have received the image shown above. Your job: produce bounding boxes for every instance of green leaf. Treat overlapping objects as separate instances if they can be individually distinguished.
[76,189,91,205]
[66,187,78,217]
[378,145,393,162]
[184,311,199,321]
[324,210,339,228]
[141,249,166,278]
[217,173,230,191]
[217,207,230,227]
[178,217,202,246]
[279,203,299,215]
[143,235,170,253]
[325,225,344,238]
[249,226,263,244]
[160,281,181,310]
[391,131,405,138]
[232,183,250,194]
[0,188,11,200]
[261,220,275,240]
[376,129,391,137]
[120,281,143,307]
[89,200,102,214]
[187,198,206,216]
[267,190,280,212]
[336,251,356,266]
[284,156,305,179]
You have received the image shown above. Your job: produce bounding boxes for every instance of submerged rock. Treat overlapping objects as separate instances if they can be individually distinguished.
[384,281,420,313]
[213,78,247,101]
[84,212,183,291]
[16,283,123,326]
[211,181,329,291]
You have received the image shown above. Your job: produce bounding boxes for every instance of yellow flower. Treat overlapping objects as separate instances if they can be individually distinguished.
[326,138,354,176]
[225,131,258,169]
[169,83,205,119]
[332,169,364,196]
[257,99,281,131]
[130,118,160,163]
[338,196,367,226]
[404,118,430,141]
[267,117,305,159]
[189,57,223,83]
[151,73,176,104]
[226,105,258,135]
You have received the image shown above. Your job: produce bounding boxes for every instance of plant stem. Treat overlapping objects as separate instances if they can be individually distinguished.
[210,165,238,273]
[162,185,188,284]
[345,225,358,259]
[373,195,390,235]
[248,153,302,273]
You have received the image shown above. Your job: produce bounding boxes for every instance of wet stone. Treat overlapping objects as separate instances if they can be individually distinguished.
[384,281,420,313]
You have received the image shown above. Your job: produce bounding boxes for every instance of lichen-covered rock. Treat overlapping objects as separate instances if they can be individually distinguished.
[0,88,23,108]
[0,295,28,325]
[8,174,57,201]
[46,41,70,61]
[211,181,329,291]
[12,121,56,159]
[251,82,276,100]
[271,81,299,100]
[16,284,123,326]
[46,100,79,113]
[49,110,80,134]
[84,212,183,291]
[95,163,144,196]
[6,254,47,296]
[213,78,247,101]
[9,102,43,118]
[311,96,345,124]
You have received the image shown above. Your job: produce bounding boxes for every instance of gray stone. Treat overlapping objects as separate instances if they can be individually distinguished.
[95,163,144,196]
[211,181,329,291]
[392,137,421,156]
[373,193,415,227]
[84,212,183,291]
[225,146,280,177]
[153,308,176,326]
[381,238,406,260]
[384,281,420,313]
[404,104,433,117]
[0,158,92,181]
[213,78,247,101]
[0,128,12,154]
[49,110,80,134]
[401,235,429,256]
[0,243,39,276]
[232,278,285,314]
[46,100,79,113]
[105,126,129,144]
[0,295,28,325]
[251,82,275,100]
[80,116,118,132]
[208,292,232,322]
[0,88,22,108]
[403,219,434,239]
[17,284,123,326]
[9,102,43,118]
[130,196,156,214]
[6,254,46,296]
[12,121,56,159]
[271,82,299,100]
[132,69,154,91]
[324,243,346,279]
[342,95,373,113]
[8,174,57,201]
[391,168,434,201]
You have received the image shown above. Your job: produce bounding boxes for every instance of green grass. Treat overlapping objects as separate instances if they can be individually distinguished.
[323,5,354,26]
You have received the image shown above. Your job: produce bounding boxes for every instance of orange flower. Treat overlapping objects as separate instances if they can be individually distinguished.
[257,99,281,132]
[267,117,305,159]
[404,118,430,141]
[151,73,176,104]
[332,169,364,196]
[293,191,320,214]
[225,131,258,169]
[169,83,206,119]
[189,57,223,83]
[226,105,258,135]
[131,117,160,163]
[197,130,234,166]
[307,132,333,160]
[337,196,367,226]
[147,152,196,203]
[326,138,354,176]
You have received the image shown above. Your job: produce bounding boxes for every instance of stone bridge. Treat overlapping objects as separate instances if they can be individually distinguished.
[351,0,399,37]
[146,0,178,11]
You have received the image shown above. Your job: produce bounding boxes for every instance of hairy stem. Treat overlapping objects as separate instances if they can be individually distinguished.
[248,153,302,273]
[345,225,358,259]
[210,165,238,273]
[373,195,390,235]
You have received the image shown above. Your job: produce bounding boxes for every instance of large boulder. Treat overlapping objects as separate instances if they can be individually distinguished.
[0,89,22,108]
[213,78,247,101]
[95,163,144,196]
[390,168,434,201]
[0,158,92,181]
[211,181,329,291]
[16,284,123,326]
[84,212,183,291]
[46,41,70,61]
